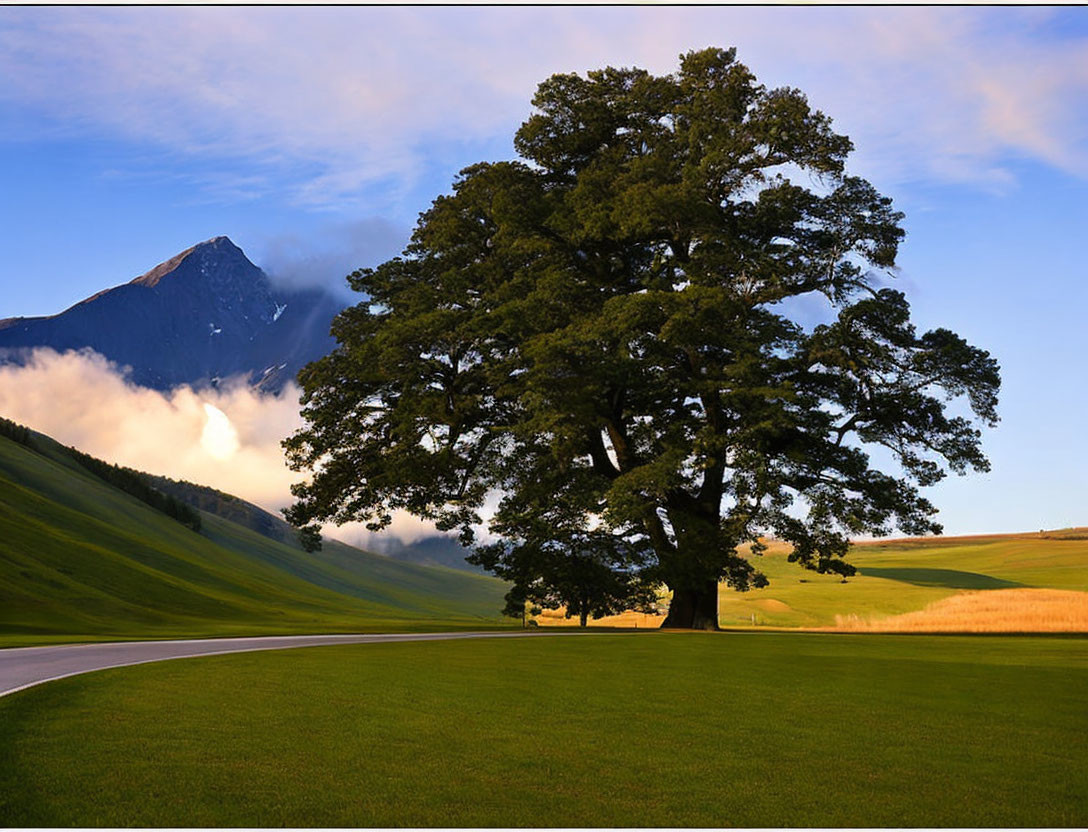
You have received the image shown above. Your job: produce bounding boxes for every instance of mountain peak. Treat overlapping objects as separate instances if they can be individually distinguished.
[193,235,244,255]
[130,236,248,288]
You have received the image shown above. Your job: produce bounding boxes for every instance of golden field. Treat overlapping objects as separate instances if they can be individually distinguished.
[832,588,1088,632]
[535,607,665,628]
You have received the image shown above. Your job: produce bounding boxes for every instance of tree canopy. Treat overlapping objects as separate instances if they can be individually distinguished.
[283,47,1000,629]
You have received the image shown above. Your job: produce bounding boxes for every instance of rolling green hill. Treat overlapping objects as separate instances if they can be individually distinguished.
[0,425,510,647]
[718,531,1088,628]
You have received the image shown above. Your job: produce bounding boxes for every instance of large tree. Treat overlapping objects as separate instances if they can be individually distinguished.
[284,48,1000,629]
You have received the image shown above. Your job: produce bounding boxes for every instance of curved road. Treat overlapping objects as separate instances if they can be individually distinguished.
[0,630,588,699]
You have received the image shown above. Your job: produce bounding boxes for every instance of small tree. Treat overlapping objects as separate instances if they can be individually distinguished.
[501,587,544,628]
[475,536,658,628]
[502,587,528,627]
[471,450,658,627]
[296,523,323,553]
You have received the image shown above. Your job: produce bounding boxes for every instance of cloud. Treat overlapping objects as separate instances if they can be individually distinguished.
[0,348,302,512]
[804,8,1088,190]
[254,218,409,298]
[0,348,439,545]
[329,517,454,553]
[1,7,1086,209]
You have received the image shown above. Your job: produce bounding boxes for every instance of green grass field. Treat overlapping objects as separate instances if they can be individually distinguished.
[0,431,510,646]
[719,531,1088,628]
[1,632,1085,827]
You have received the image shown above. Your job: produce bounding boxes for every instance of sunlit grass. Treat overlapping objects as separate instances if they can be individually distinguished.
[716,533,1088,629]
[835,587,1088,632]
[539,534,1088,632]
[535,607,664,628]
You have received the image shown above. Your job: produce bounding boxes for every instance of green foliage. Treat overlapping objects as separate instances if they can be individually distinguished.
[285,48,1000,628]
[0,416,32,448]
[501,588,527,621]
[471,460,658,626]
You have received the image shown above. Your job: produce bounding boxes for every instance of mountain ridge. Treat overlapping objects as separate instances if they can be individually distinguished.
[130,235,232,289]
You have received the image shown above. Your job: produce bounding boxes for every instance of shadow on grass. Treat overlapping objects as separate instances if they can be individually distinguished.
[858,567,1026,589]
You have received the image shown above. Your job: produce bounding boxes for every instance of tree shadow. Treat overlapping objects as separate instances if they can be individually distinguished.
[857,567,1026,590]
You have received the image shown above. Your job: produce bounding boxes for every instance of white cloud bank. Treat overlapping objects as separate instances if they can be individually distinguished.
[1,7,1086,207]
[0,348,439,546]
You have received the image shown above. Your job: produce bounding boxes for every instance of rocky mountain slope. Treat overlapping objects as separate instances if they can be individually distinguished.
[0,236,343,393]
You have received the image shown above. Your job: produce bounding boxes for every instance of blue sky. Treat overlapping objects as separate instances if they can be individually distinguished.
[1,6,1086,537]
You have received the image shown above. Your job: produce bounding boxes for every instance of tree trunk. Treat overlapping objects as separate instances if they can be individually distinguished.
[661,579,720,630]
[579,609,588,628]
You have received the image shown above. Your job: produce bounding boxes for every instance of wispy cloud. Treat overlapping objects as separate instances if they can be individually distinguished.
[255,218,408,297]
[1,7,1085,206]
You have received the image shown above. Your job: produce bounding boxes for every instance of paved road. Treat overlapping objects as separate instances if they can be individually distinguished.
[0,631,584,699]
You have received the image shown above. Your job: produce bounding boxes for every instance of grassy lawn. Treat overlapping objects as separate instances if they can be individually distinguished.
[1,632,1086,827]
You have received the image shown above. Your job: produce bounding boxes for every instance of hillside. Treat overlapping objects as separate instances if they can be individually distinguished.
[143,473,480,572]
[714,531,1088,629]
[0,426,509,646]
[5,417,1082,639]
